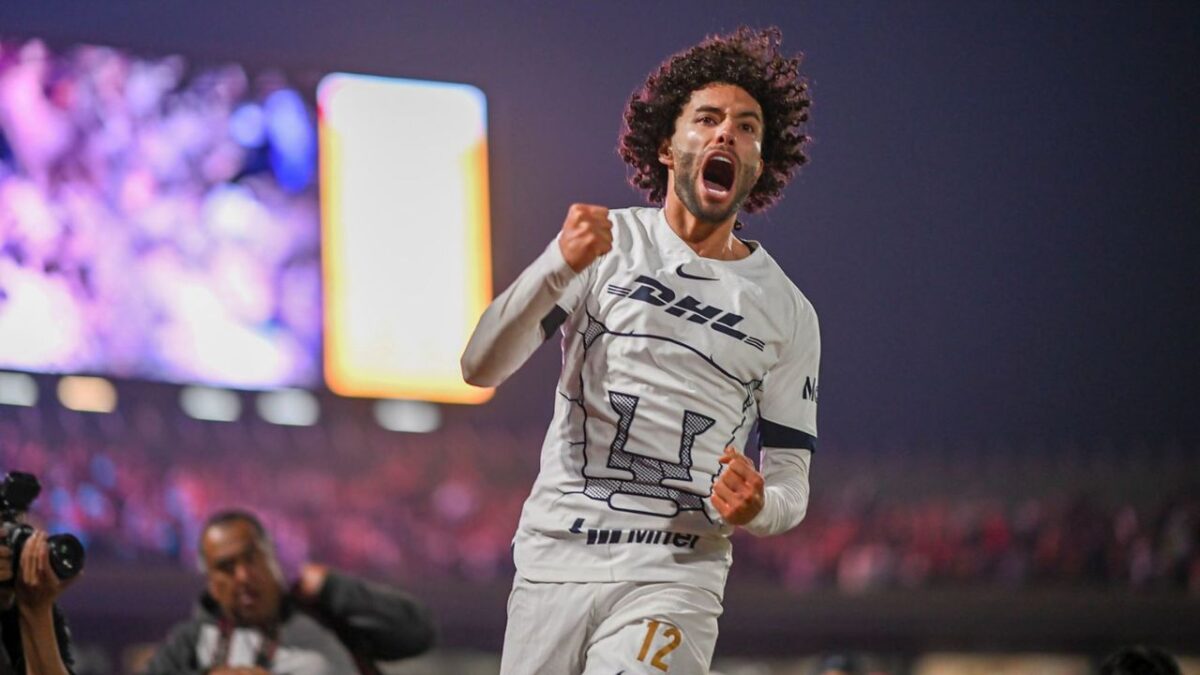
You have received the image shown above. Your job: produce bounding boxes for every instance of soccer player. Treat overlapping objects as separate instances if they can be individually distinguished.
[462,26,817,674]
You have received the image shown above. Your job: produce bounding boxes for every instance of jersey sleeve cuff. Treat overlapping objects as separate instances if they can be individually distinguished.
[533,234,581,293]
[744,493,781,536]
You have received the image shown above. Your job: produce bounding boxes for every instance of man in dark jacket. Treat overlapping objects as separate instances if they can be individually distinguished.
[143,510,434,675]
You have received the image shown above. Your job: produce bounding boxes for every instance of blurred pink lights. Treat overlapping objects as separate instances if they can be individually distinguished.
[0,38,321,388]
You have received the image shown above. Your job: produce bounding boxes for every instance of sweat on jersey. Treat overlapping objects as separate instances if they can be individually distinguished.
[461,206,819,598]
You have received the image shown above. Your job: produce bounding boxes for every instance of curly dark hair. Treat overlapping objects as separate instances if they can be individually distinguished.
[1100,646,1182,675]
[619,26,811,214]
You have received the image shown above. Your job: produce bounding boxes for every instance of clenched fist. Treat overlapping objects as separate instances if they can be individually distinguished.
[710,447,765,526]
[558,203,612,272]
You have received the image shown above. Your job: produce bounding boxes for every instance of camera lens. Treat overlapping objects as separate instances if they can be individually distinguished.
[47,534,85,580]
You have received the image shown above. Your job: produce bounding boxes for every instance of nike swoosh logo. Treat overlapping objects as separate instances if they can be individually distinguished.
[675,263,718,281]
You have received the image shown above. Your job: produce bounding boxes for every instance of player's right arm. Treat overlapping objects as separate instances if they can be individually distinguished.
[460,204,611,388]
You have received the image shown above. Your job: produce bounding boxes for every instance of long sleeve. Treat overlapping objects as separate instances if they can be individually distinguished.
[743,287,819,538]
[742,446,812,536]
[313,571,435,662]
[461,237,589,388]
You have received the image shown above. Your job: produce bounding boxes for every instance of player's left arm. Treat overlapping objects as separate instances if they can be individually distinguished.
[711,444,812,534]
[712,296,820,536]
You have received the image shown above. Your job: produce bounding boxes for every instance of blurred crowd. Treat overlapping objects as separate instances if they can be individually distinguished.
[0,38,321,388]
[1,402,1196,594]
[738,476,1200,594]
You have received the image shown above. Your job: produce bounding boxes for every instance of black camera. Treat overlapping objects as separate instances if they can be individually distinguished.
[0,472,85,584]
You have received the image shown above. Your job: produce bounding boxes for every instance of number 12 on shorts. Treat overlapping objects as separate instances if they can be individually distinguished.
[636,619,681,672]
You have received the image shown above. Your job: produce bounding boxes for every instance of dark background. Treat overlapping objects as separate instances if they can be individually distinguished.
[3,1,1197,447]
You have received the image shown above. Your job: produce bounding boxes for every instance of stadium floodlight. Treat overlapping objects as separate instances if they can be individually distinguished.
[0,372,38,407]
[373,399,441,433]
[180,386,242,422]
[57,376,117,413]
[255,388,319,426]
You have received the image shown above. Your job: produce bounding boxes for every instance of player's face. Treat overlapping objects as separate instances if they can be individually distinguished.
[201,520,284,627]
[660,83,764,225]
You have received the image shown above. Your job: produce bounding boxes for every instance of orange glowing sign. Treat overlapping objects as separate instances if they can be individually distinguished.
[319,73,493,403]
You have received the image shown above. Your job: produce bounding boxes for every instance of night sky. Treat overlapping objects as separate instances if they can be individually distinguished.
[3,1,1197,445]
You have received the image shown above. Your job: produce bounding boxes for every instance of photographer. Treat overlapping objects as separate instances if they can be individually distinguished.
[0,527,76,675]
[143,510,434,675]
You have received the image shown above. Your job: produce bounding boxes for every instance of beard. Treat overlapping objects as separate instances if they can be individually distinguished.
[672,149,758,225]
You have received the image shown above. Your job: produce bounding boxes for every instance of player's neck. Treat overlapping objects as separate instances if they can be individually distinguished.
[662,194,750,261]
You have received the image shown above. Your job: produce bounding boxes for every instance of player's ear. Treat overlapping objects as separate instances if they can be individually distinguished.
[658,139,673,168]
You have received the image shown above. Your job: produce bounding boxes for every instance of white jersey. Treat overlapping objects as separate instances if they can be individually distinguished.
[462,206,819,597]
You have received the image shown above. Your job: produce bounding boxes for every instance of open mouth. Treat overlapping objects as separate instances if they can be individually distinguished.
[236,589,260,608]
[701,155,735,194]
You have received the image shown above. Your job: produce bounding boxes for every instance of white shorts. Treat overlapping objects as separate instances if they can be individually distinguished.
[499,575,723,675]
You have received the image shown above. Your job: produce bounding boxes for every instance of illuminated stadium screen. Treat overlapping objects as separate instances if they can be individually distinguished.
[0,38,493,400]
[319,73,493,404]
